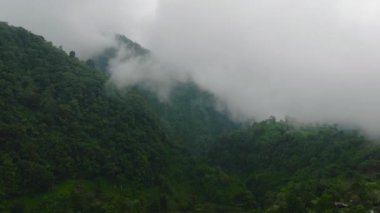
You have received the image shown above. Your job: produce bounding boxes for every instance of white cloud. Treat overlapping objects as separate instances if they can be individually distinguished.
[2,0,380,135]
[0,0,157,57]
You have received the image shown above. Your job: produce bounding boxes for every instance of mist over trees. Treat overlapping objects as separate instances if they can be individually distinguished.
[3,1,380,135]
[1,21,380,212]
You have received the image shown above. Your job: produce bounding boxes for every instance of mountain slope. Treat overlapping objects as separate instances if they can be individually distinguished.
[2,22,380,212]
[0,22,247,212]
[0,21,171,209]
[0,20,174,190]
[92,35,239,154]
[207,118,380,211]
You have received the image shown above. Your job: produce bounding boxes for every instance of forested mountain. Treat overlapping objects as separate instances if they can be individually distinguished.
[0,21,171,210]
[142,82,239,154]
[208,118,380,211]
[91,35,239,154]
[91,34,149,71]
[1,22,380,212]
[0,21,245,212]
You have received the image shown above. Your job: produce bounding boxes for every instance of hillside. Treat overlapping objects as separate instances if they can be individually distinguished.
[0,21,171,210]
[91,35,239,154]
[0,22,246,212]
[1,22,380,212]
[208,118,380,211]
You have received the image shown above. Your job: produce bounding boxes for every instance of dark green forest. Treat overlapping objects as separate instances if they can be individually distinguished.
[1,22,380,212]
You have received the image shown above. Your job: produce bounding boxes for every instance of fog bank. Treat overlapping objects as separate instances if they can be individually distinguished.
[2,0,380,135]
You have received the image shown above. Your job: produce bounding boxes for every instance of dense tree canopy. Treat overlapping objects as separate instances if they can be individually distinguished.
[1,22,380,212]
[208,118,380,211]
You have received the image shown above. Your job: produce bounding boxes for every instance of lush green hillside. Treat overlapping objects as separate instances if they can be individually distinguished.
[1,22,380,212]
[208,118,380,212]
[140,82,238,154]
[0,22,246,212]
[92,34,239,154]
[0,21,173,210]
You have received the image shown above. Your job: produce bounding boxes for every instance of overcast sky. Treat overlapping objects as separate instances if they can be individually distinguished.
[2,0,380,135]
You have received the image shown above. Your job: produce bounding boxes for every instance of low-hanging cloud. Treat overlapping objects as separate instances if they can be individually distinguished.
[107,45,189,100]
[0,0,157,57]
[145,0,380,136]
[2,0,380,135]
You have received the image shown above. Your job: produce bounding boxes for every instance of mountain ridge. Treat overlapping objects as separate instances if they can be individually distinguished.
[1,22,380,212]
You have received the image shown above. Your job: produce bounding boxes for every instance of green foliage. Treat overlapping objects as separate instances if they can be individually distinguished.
[92,34,239,155]
[1,22,380,212]
[207,118,380,211]
[0,21,244,212]
[140,82,239,154]
[0,22,170,206]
